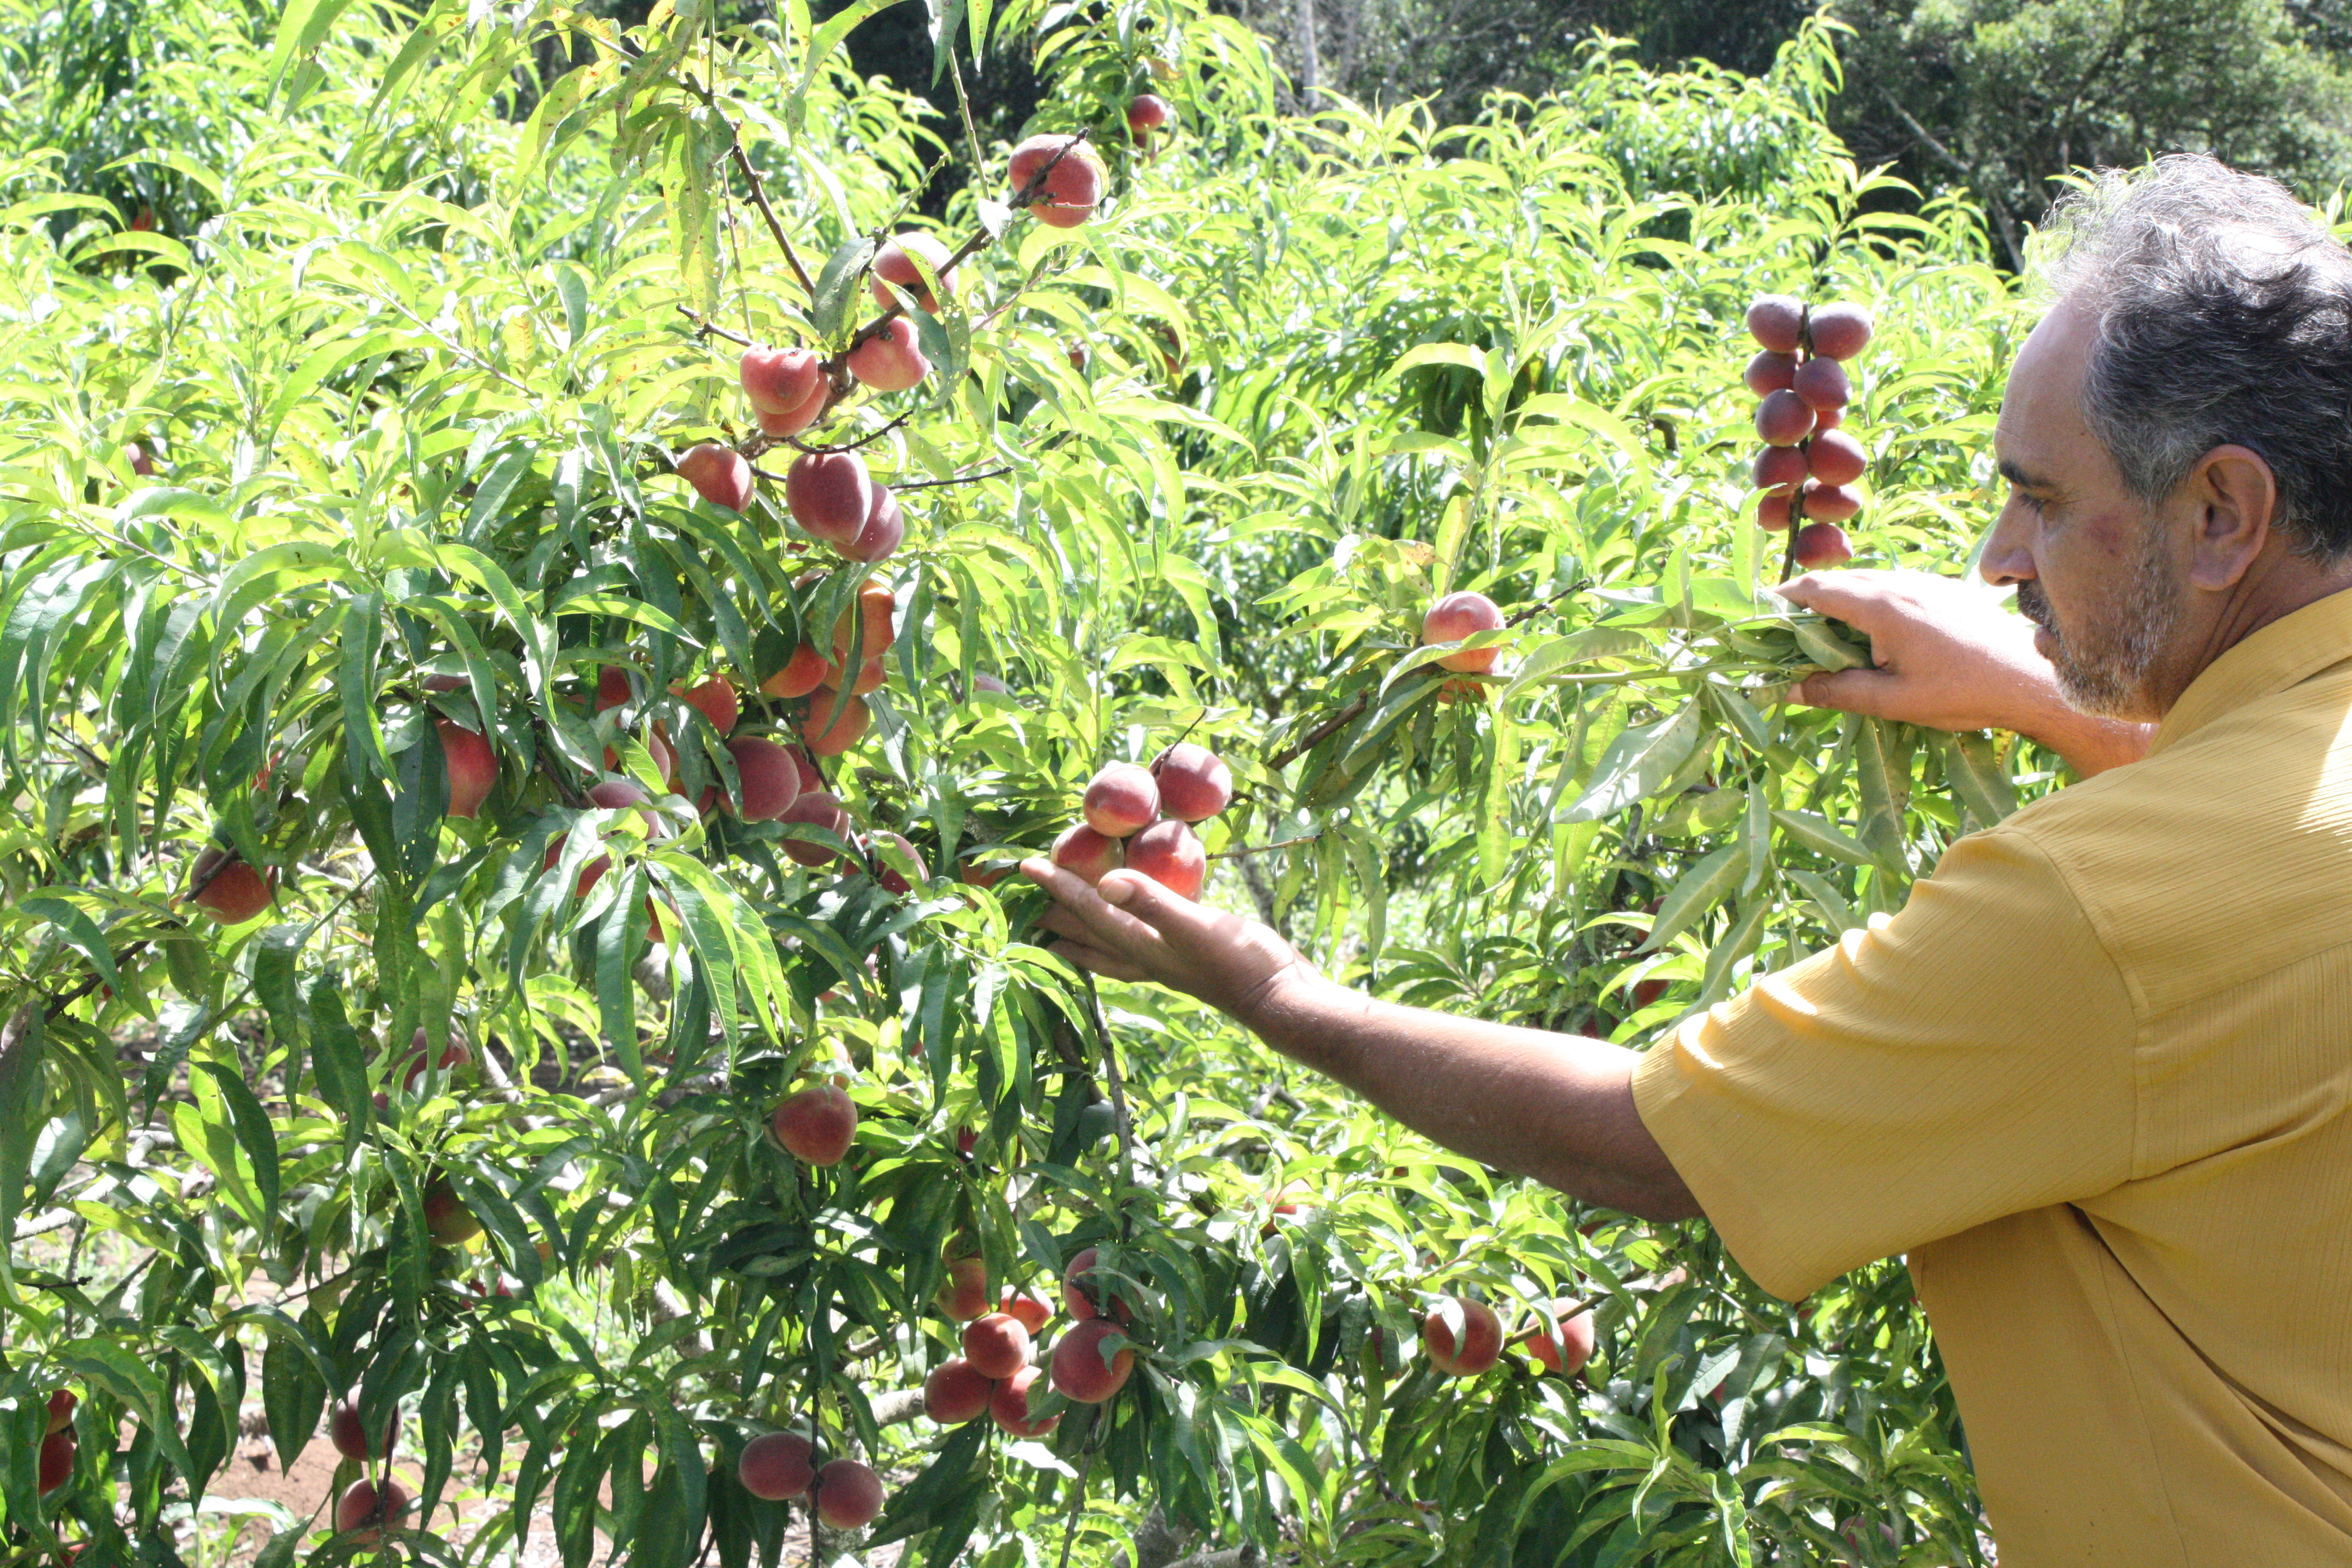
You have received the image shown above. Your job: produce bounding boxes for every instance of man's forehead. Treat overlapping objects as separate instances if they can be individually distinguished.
[1996,301,2096,476]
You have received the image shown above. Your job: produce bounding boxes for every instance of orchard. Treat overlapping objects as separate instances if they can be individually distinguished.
[0,2,2040,1566]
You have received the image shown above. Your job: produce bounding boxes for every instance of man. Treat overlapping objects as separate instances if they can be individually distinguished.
[1022,154,2352,1564]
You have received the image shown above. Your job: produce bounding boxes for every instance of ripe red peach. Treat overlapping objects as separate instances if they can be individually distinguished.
[802,691,870,757]
[737,1431,815,1500]
[842,486,903,564]
[1756,492,1794,532]
[1744,294,1804,354]
[741,344,823,420]
[190,846,275,923]
[830,581,897,662]
[759,373,832,437]
[675,677,739,737]
[1523,1308,1596,1376]
[869,232,956,312]
[1126,95,1175,137]
[423,1179,482,1245]
[779,789,850,868]
[872,831,927,894]
[1061,1246,1131,1322]
[595,665,632,713]
[760,645,831,699]
[1807,301,1873,361]
[330,1394,397,1462]
[1806,428,1867,488]
[846,318,931,393]
[676,443,754,512]
[1008,134,1106,227]
[1051,823,1125,885]
[335,1476,411,1541]
[923,1358,995,1424]
[785,451,873,547]
[45,1390,75,1435]
[1125,819,1207,900]
[1792,521,1854,568]
[813,1458,884,1527]
[1791,357,1851,413]
[1050,1318,1135,1403]
[962,1312,1032,1380]
[772,1083,857,1165]
[1420,591,1505,673]
[439,719,497,818]
[1801,483,1862,524]
[823,654,887,697]
[1755,388,1814,446]
[1742,350,1797,395]
[935,1252,990,1321]
[1422,1295,1503,1376]
[1753,445,1808,496]
[1152,747,1241,827]
[990,1365,1060,1437]
[1082,762,1160,837]
[38,1430,73,1495]
[1000,1288,1052,1333]
[400,1028,471,1091]
[726,736,804,822]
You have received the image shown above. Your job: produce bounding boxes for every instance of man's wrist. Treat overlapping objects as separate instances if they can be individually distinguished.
[2014,697,2154,778]
[1235,965,1353,1067]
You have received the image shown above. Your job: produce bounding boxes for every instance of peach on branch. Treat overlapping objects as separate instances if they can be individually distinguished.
[400,1028,471,1091]
[737,1431,815,1500]
[128,442,157,476]
[38,1431,73,1495]
[1008,134,1106,227]
[595,666,632,713]
[773,1083,857,1165]
[675,677,740,737]
[1051,823,1125,885]
[1126,94,1175,137]
[1756,492,1794,532]
[1806,301,1873,361]
[1792,521,1854,569]
[779,789,851,868]
[1049,1318,1135,1403]
[1801,483,1862,524]
[1523,1308,1596,1376]
[677,443,754,512]
[437,718,497,818]
[335,1477,411,1543]
[759,373,832,438]
[841,486,903,564]
[869,232,956,312]
[846,318,932,393]
[1422,1295,1502,1376]
[330,1394,397,1462]
[785,451,873,547]
[423,1178,482,1244]
[990,1365,1060,1437]
[1754,388,1814,446]
[1752,445,1808,497]
[969,671,1010,697]
[1126,819,1207,900]
[1000,1288,1052,1333]
[726,736,804,822]
[802,691,870,757]
[923,1358,995,1424]
[1082,762,1160,837]
[814,1459,884,1527]
[962,1312,1032,1380]
[1791,356,1851,413]
[935,1252,990,1321]
[872,831,927,894]
[823,654,887,697]
[1061,1246,1131,1322]
[1420,590,1505,673]
[45,1390,75,1434]
[760,644,831,700]
[830,580,897,662]
[1744,295,1804,354]
[1742,350,1797,396]
[740,344,823,418]
[189,846,275,923]
[1806,428,1867,488]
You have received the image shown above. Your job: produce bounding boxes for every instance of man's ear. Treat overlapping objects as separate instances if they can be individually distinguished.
[2187,445,2279,591]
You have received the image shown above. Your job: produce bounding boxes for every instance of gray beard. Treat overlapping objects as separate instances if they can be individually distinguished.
[2017,532,2183,719]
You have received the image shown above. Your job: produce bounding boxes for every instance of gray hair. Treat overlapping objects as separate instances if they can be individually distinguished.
[2038,154,2352,562]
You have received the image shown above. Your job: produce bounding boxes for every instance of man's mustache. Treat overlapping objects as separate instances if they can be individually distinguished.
[2016,581,2056,632]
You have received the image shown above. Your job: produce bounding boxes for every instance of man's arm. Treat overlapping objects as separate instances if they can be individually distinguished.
[1775,570,2153,777]
[1022,860,1702,1222]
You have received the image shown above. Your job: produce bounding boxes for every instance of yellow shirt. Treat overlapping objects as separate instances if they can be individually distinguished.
[1633,587,2352,1567]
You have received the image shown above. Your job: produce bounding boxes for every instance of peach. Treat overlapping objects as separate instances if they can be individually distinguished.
[962,1312,1031,1380]
[727,736,803,822]
[330,1394,396,1462]
[595,665,632,713]
[830,581,897,662]
[1523,1309,1596,1376]
[1791,356,1850,413]
[760,644,831,699]
[1082,762,1160,837]
[1754,388,1814,446]
[812,1458,884,1527]
[1742,350,1796,395]
[1000,1288,1051,1333]
[1150,742,1232,822]
[779,789,850,868]
[741,344,822,419]
[1801,484,1861,524]
[38,1430,73,1495]
[1049,1318,1135,1403]
[675,676,739,737]
[1061,1246,1131,1322]
[771,1083,857,1165]
[935,1252,990,1321]
[1125,819,1206,900]
[190,846,274,923]
[969,671,1010,697]
[1422,1295,1503,1376]
[823,654,887,697]
[989,1365,1060,1437]
[842,486,903,564]
[1753,445,1808,496]
[846,318,931,393]
[759,372,832,438]
[1744,294,1803,354]
[872,831,927,894]
[423,1178,482,1244]
[1420,591,1505,673]
[1792,521,1854,568]
[439,719,497,818]
[677,443,754,512]
[1756,492,1794,532]
[400,1030,471,1091]
[1125,94,1174,136]
[785,451,872,547]
[128,442,157,476]
[1008,134,1106,227]
[1806,428,1867,488]
[737,1431,814,1500]
[1051,823,1124,885]
[802,691,869,757]
[1807,301,1873,361]
[45,1390,75,1435]
[869,232,956,312]
[334,1476,411,1543]
[924,1358,995,1424]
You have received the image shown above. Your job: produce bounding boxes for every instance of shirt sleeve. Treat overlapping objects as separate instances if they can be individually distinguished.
[1631,826,2138,1301]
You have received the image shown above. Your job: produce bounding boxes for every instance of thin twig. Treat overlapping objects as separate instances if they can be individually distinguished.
[1209,834,1321,862]
[1265,696,1365,771]
[888,465,1011,492]
[1082,975,1139,1242]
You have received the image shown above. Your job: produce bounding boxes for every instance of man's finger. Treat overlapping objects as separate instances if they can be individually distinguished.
[1094,868,1222,939]
[1775,570,1901,635]
[1021,858,1169,956]
[1795,665,1906,718]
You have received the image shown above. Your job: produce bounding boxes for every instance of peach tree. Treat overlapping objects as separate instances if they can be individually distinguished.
[0,2,2031,1564]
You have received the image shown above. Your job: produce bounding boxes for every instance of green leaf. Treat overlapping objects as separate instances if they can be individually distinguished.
[1564,702,1700,824]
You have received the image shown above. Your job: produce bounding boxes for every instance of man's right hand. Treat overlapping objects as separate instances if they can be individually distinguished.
[1775,570,2153,777]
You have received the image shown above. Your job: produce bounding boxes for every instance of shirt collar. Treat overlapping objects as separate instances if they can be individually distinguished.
[2150,586,2352,754]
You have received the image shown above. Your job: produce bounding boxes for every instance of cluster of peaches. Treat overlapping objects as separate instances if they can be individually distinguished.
[1047,743,1234,898]
[920,1246,1137,1437]
[1743,293,1873,570]
[1421,1292,1595,1380]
